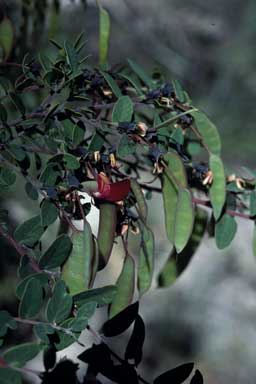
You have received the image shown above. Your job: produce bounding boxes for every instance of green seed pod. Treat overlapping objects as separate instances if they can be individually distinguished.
[61,220,93,295]
[97,203,117,270]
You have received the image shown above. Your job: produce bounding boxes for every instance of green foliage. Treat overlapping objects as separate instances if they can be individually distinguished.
[0,28,254,383]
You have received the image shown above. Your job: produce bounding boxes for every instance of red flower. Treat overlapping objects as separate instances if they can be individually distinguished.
[93,172,130,202]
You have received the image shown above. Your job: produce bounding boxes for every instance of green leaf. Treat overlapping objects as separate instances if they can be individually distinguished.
[61,221,93,294]
[0,167,16,188]
[19,278,44,318]
[138,224,154,295]
[0,103,7,122]
[50,154,80,170]
[73,285,117,307]
[25,182,39,201]
[3,343,42,368]
[158,256,177,287]
[174,188,194,253]
[88,131,105,152]
[39,234,72,270]
[40,199,58,226]
[127,59,154,88]
[119,73,143,96]
[112,96,134,123]
[100,71,122,98]
[172,79,186,103]
[14,215,45,247]
[0,18,14,60]
[33,323,55,343]
[109,255,135,318]
[16,273,48,300]
[72,124,85,146]
[54,318,79,351]
[0,368,21,384]
[117,135,137,157]
[64,40,79,75]
[70,302,96,332]
[209,154,226,220]
[8,92,25,116]
[39,163,60,186]
[98,5,110,65]
[162,151,187,244]
[250,190,256,217]
[130,179,147,221]
[7,144,26,161]
[0,311,17,337]
[46,280,72,324]
[191,110,221,155]
[215,214,237,249]
[38,53,52,73]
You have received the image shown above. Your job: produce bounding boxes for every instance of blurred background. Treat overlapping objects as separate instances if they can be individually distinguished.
[1,0,256,383]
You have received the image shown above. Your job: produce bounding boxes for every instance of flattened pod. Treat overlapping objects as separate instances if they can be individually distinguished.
[209,154,226,220]
[109,255,135,318]
[130,179,147,222]
[174,188,194,253]
[191,110,221,156]
[89,236,99,288]
[138,224,154,295]
[97,203,117,270]
[61,220,93,295]
[162,151,187,244]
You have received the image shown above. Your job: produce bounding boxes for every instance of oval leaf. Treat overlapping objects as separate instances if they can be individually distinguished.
[103,301,139,337]
[112,96,134,123]
[154,362,194,384]
[14,215,45,247]
[39,234,72,270]
[3,343,42,368]
[46,280,72,324]
[190,369,204,384]
[125,314,145,366]
[215,213,237,249]
[19,278,44,318]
